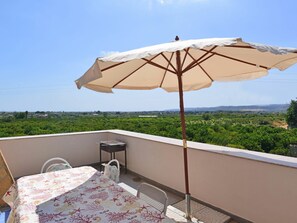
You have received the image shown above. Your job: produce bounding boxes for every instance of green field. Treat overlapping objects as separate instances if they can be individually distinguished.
[1,112,297,157]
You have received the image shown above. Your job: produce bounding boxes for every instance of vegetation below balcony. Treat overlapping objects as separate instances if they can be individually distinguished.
[1,111,297,157]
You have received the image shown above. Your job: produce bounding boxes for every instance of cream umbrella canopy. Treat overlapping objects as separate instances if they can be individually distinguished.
[75,37,297,219]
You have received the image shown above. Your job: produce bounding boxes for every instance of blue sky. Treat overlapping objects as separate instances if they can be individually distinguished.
[0,0,297,111]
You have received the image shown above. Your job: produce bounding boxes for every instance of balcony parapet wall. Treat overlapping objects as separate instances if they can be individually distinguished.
[1,130,297,223]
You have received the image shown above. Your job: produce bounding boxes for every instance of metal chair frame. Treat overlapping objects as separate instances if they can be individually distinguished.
[40,157,72,173]
[137,182,168,214]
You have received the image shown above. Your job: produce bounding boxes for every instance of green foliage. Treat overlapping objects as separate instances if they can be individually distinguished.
[286,99,297,128]
[227,144,245,149]
[202,114,211,121]
[1,112,297,157]
[270,148,289,156]
[14,112,26,119]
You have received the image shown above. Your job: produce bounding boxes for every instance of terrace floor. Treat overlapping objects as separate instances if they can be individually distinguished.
[92,164,239,223]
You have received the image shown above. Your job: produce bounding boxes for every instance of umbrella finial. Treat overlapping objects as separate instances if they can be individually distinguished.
[175,36,180,41]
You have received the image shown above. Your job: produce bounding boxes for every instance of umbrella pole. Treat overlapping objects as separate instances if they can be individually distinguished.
[176,48,191,220]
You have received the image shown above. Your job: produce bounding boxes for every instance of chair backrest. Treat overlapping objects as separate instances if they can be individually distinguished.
[0,150,14,208]
[137,183,168,214]
[41,157,72,173]
[102,159,120,183]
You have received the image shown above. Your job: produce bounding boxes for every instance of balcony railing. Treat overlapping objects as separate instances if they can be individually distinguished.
[1,130,297,223]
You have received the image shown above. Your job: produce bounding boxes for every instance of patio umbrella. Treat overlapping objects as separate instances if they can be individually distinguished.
[75,37,297,219]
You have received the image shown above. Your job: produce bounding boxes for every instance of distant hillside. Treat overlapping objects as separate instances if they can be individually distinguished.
[167,104,289,113]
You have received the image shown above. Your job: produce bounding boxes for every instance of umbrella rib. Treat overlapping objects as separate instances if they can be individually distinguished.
[160,52,174,88]
[160,52,177,73]
[186,50,196,61]
[198,64,214,81]
[101,61,126,72]
[198,54,215,64]
[225,45,254,49]
[181,48,190,69]
[200,49,269,69]
[112,54,160,88]
[142,58,176,74]
[182,46,217,73]
[184,54,215,73]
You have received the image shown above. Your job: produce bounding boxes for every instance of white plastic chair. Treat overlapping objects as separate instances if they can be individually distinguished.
[137,183,168,214]
[41,157,72,173]
[102,159,120,183]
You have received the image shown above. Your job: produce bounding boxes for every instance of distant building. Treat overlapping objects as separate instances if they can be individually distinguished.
[34,113,48,118]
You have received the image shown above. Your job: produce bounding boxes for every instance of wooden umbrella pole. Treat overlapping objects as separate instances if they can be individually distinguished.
[175,36,191,219]
[176,51,190,194]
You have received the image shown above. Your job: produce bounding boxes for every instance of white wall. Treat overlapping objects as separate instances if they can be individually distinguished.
[0,131,108,177]
[108,130,297,223]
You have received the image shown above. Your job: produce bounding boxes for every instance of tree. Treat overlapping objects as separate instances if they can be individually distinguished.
[14,112,26,119]
[202,114,211,121]
[286,99,297,128]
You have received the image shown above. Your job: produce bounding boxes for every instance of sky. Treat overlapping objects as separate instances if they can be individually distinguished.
[0,0,297,112]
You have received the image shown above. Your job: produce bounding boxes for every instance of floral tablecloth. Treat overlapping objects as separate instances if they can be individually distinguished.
[2,166,174,223]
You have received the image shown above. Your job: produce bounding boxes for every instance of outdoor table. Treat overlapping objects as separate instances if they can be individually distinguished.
[99,140,127,173]
[2,166,174,223]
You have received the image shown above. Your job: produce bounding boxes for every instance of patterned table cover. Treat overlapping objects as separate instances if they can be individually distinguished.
[2,166,174,223]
